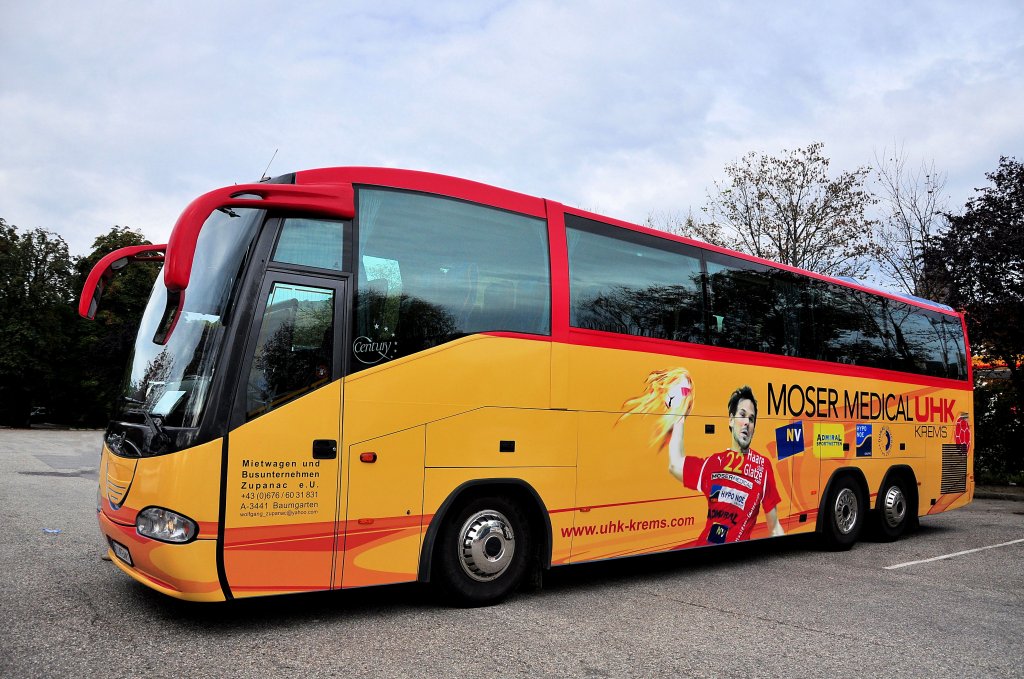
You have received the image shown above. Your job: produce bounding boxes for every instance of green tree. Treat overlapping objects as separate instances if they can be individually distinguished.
[0,219,75,426]
[70,226,161,425]
[697,142,878,278]
[973,380,1023,483]
[928,156,1024,481]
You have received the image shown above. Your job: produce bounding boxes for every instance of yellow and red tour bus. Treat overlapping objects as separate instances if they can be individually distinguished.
[80,167,974,605]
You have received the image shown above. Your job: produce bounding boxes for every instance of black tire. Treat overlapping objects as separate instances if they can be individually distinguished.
[820,475,865,551]
[873,474,912,541]
[433,495,532,607]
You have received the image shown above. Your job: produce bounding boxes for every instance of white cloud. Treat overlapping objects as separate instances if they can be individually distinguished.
[0,0,1021,256]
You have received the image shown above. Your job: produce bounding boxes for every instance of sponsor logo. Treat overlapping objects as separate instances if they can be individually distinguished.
[855,424,872,457]
[707,508,739,525]
[352,335,397,365]
[707,523,730,544]
[710,472,754,489]
[710,484,749,510]
[775,421,805,460]
[813,423,846,459]
[878,425,893,456]
[767,384,957,423]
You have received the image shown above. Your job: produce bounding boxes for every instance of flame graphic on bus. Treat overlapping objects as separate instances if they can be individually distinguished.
[618,367,695,449]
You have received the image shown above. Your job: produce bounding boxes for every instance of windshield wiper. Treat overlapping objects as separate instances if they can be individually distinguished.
[114,406,172,454]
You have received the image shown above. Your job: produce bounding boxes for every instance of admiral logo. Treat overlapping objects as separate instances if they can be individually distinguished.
[814,423,846,459]
[775,421,805,460]
[855,424,872,457]
[708,508,739,525]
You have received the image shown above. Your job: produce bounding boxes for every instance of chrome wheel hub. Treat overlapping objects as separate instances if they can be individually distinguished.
[458,509,515,582]
[883,486,907,528]
[834,487,859,535]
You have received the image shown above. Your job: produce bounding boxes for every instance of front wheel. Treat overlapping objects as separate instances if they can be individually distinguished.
[434,496,532,607]
[820,476,865,551]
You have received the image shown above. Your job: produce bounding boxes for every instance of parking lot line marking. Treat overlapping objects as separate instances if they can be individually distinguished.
[884,538,1024,570]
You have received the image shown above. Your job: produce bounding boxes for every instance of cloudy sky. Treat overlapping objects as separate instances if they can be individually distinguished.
[2,1,1022,256]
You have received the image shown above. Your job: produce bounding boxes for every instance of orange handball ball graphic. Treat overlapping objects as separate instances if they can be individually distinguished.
[663,375,695,416]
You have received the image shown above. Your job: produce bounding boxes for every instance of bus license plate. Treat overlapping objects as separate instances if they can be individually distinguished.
[110,539,133,566]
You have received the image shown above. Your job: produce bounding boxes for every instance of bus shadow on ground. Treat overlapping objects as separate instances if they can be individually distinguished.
[133,534,821,627]
[541,532,819,594]
[132,524,945,628]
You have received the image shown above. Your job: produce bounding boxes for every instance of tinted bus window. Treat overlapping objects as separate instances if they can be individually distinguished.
[887,301,948,378]
[772,270,815,358]
[705,253,810,356]
[939,314,969,380]
[272,217,346,271]
[352,189,550,369]
[566,216,704,343]
[812,282,891,369]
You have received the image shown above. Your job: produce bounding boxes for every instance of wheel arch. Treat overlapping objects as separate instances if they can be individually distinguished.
[418,478,552,583]
[876,465,919,516]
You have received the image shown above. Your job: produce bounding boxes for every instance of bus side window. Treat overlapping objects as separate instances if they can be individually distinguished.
[272,217,346,271]
[353,188,551,370]
[359,277,390,331]
[566,217,703,343]
[704,254,773,354]
[475,280,517,331]
[516,280,548,333]
[888,302,946,377]
[940,314,969,380]
[812,283,892,369]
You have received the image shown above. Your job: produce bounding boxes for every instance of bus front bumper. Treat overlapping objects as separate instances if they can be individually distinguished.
[98,509,225,602]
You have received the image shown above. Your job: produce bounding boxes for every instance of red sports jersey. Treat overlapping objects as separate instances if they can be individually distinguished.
[682,449,781,544]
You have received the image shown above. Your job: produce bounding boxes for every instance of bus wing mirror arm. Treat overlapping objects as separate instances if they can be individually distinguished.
[78,244,167,319]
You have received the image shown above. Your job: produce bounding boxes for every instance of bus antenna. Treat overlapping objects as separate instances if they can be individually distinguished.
[260,149,279,181]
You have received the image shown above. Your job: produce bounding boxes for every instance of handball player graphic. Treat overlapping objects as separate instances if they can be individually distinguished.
[666,380,784,544]
[621,370,784,544]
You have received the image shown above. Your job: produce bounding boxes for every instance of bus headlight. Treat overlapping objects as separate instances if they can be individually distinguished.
[136,507,197,543]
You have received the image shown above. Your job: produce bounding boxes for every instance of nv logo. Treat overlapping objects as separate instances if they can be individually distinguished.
[775,421,805,460]
[707,523,730,544]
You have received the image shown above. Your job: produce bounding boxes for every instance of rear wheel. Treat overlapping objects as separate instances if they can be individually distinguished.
[820,476,865,551]
[434,495,532,607]
[874,475,912,541]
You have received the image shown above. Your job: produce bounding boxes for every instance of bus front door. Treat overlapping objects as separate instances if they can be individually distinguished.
[222,273,347,598]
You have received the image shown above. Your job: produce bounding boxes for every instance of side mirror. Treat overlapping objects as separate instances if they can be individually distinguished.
[79,244,167,319]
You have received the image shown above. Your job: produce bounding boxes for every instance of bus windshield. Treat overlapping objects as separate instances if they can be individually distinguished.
[107,207,263,457]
